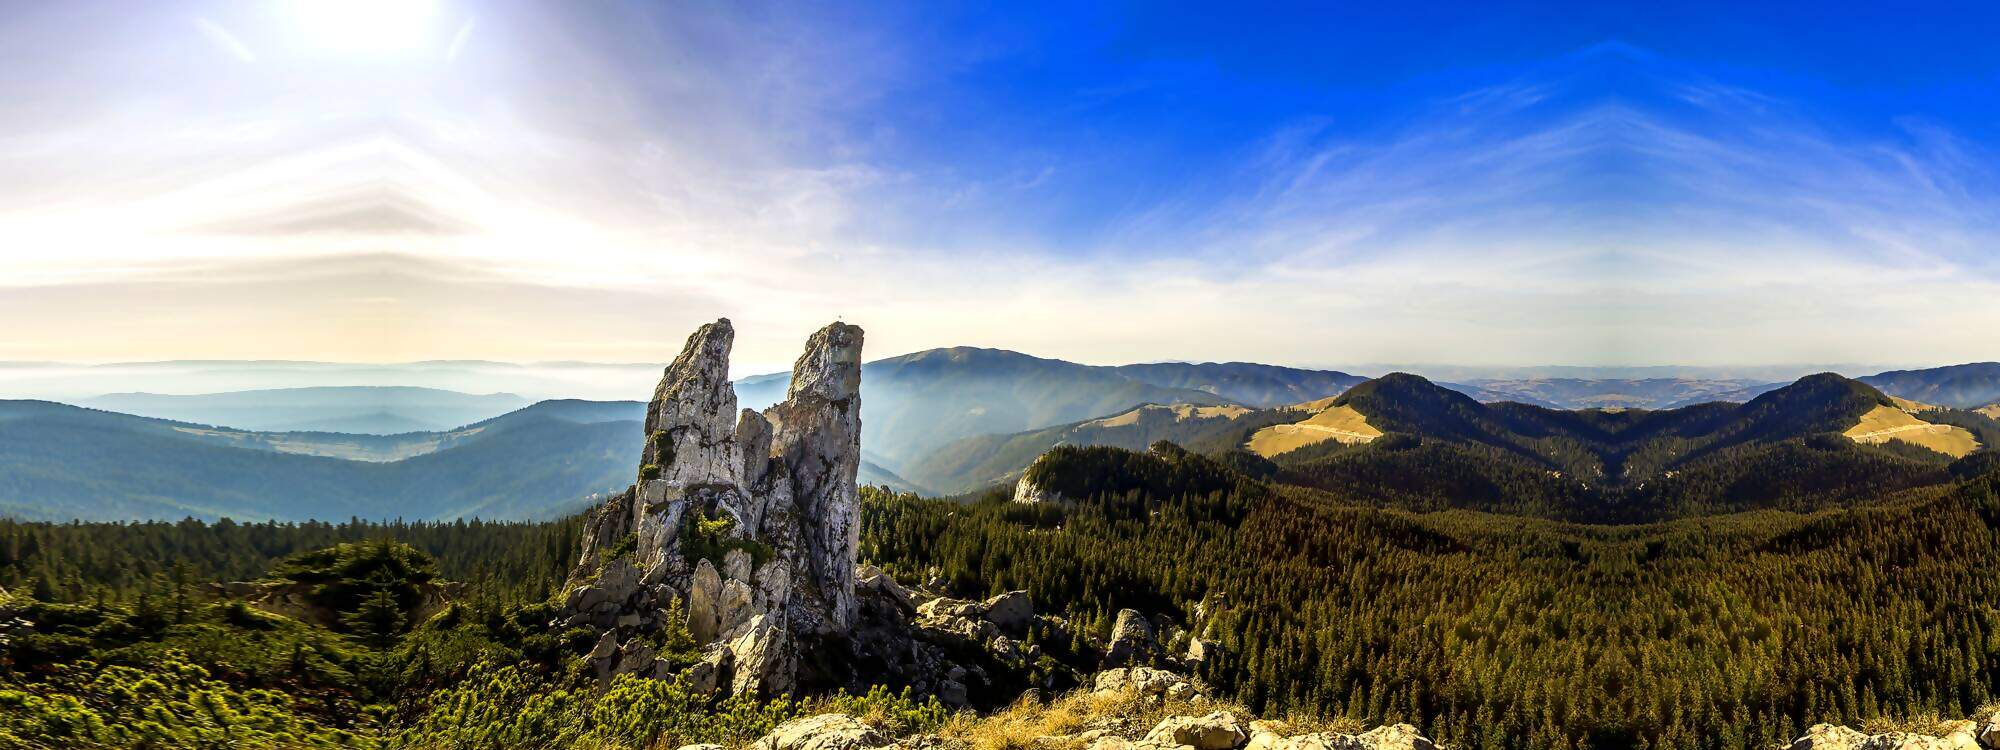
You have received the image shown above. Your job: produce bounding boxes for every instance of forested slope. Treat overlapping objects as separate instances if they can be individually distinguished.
[864,444,2000,749]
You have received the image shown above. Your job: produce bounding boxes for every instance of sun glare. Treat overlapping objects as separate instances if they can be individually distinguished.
[288,0,439,55]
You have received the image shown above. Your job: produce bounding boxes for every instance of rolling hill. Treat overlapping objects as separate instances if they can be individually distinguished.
[81,386,531,434]
[1106,362,1365,407]
[0,400,640,522]
[954,372,1991,521]
[1859,362,2000,409]
[0,397,926,522]
[733,347,1359,470]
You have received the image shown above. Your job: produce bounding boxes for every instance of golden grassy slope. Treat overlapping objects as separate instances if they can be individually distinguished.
[1245,405,1382,457]
[1843,405,1980,459]
[1890,396,1941,413]
[1087,404,1252,428]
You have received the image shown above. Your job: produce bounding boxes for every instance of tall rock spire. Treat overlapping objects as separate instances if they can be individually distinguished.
[639,318,743,489]
[563,318,865,696]
[766,322,865,631]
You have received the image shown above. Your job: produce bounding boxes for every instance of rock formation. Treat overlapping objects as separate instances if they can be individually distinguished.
[557,318,1228,708]
[1013,472,1062,504]
[743,667,1437,750]
[1104,609,1155,667]
[563,318,864,696]
[1786,718,2000,750]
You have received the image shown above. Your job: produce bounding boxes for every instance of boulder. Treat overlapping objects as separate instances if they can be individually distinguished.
[918,597,981,620]
[1789,725,1871,750]
[982,591,1034,634]
[1105,609,1155,668]
[1183,638,1216,668]
[689,559,726,643]
[1094,667,1200,700]
[752,714,889,750]
[857,565,916,613]
[1144,712,1248,750]
[1354,724,1435,750]
[1979,721,2000,748]
[730,614,795,696]
[1863,734,1953,750]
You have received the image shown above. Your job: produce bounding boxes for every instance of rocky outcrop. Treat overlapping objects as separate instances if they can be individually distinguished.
[562,318,864,696]
[560,319,1045,705]
[556,319,1231,707]
[1013,472,1062,504]
[763,322,866,633]
[749,668,1436,750]
[1093,666,1204,702]
[1787,720,1996,750]
[1104,609,1154,667]
[1146,711,1248,750]
[752,714,889,750]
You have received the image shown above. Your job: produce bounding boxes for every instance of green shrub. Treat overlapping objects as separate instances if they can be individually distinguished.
[678,510,774,569]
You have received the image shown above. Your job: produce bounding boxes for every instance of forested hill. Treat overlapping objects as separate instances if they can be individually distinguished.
[869,444,2000,749]
[1860,362,2000,409]
[0,399,636,521]
[1274,372,1997,520]
[7,433,2000,748]
[0,398,922,522]
[954,372,1999,521]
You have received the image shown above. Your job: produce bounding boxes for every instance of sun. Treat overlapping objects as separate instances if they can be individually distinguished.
[287,0,440,55]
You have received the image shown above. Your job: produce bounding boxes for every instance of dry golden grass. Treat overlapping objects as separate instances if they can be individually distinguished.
[1287,396,1341,413]
[1978,404,2000,420]
[1858,711,1966,737]
[1890,396,1941,413]
[1245,405,1382,457]
[1089,404,1253,428]
[938,684,1251,750]
[1843,405,1980,458]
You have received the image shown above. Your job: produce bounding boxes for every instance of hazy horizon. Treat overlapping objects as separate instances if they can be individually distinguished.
[0,353,1958,405]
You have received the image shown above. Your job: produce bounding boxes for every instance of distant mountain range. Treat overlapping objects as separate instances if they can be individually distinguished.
[4,349,1998,522]
[0,399,635,522]
[82,386,531,434]
[1013,372,2000,522]
[0,398,924,522]
[733,347,1365,469]
[1858,363,2000,409]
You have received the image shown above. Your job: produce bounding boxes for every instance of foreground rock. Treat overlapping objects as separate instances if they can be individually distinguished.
[1787,719,1996,750]
[753,714,890,750]
[746,668,1434,750]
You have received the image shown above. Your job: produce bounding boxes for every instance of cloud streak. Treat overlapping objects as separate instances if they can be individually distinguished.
[0,3,1994,371]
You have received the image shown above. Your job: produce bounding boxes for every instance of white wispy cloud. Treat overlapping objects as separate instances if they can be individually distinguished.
[0,4,1993,370]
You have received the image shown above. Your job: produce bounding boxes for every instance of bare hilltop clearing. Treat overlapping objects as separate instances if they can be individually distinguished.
[1844,404,1981,458]
[1246,404,1383,457]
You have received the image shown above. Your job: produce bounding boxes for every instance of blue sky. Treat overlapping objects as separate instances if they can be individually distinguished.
[0,1,1995,372]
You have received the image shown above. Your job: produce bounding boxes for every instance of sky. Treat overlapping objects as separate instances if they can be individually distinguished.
[1,1,1997,375]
